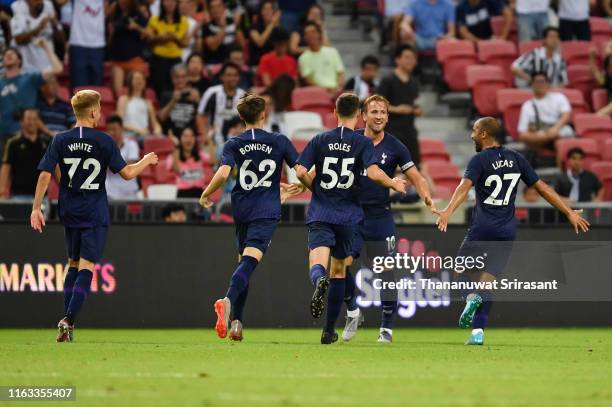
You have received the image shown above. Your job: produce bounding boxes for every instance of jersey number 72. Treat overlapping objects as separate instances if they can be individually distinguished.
[64,158,101,190]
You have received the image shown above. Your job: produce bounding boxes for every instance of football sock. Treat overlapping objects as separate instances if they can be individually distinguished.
[63,267,79,314]
[473,290,493,329]
[344,267,358,311]
[381,300,398,329]
[65,270,93,325]
[226,256,258,304]
[309,264,326,287]
[324,278,345,334]
[233,285,249,322]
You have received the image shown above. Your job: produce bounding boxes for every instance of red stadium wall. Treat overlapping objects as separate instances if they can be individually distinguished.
[1,224,612,328]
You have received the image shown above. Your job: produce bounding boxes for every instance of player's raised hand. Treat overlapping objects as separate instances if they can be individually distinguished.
[144,152,159,166]
[30,209,46,233]
[433,208,450,232]
[568,209,590,234]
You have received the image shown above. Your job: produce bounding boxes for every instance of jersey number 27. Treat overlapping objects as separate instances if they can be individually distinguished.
[484,173,520,206]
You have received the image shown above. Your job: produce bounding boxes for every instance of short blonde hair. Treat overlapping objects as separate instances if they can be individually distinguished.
[362,94,390,113]
[71,90,101,119]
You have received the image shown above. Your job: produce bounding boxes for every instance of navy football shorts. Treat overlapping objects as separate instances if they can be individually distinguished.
[351,214,396,259]
[235,218,278,254]
[457,236,514,277]
[64,226,108,263]
[307,221,355,260]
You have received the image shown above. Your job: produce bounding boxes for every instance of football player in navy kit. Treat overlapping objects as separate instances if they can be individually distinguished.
[434,117,589,345]
[31,90,159,342]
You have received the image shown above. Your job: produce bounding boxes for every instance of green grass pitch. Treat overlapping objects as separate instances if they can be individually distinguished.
[1,328,611,406]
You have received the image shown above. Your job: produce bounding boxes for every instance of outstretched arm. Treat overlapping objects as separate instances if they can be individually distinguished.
[404,166,435,210]
[30,171,52,233]
[295,164,314,190]
[434,178,473,232]
[119,152,159,180]
[533,180,590,234]
[199,164,231,208]
[367,165,407,192]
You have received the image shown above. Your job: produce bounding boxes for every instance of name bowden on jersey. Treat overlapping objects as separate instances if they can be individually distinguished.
[239,143,273,155]
[328,142,351,152]
[492,159,514,170]
[68,142,93,153]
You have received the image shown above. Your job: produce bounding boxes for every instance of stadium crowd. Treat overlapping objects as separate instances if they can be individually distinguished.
[0,0,611,210]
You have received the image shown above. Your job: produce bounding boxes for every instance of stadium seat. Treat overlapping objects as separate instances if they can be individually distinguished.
[436,39,478,91]
[574,113,612,147]
[147,184,178,200]
[292,127,326,141]
[591,89,609,112]
[561,41,594,66]
[419,138,450,162]
[57,86,70,102]
[590,17,612,47]
[143,136,175,160]
[604,139,612,162]
[556,138,601,168]
[323,112,336,129]
[518,40,541,55]
[432,185,453,200]
[422,161,461,190]
[477,40,517,85]
[591,162,612,183]
[496,88,533,140]
[568,65,597,107]
[292,138,309,153]
[284,111,324,138]
[490,16,517,43]
[552,88,589,116]
[291,86,333,114]
[467,65,508,116]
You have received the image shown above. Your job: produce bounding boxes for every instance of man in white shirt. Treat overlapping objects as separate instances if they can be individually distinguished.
[518,72,573,165]
[558,0,594,41]
[10,0,64,73]
[515,0,550,41]
[68,0,105,87]
[105,114,140,200]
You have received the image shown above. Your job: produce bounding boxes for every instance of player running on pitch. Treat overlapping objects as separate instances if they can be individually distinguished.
[341,94,435,344]
[31,90,159,342]
[434,117,589,345]
[295,93,408,344]
[200,94,300,341]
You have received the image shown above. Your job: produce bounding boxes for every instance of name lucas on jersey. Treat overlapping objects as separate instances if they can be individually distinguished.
[492,159,514,170]
[239,143,272,155]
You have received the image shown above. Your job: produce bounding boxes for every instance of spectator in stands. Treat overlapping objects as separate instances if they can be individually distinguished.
[186,53,211,96]
[37,75,75,136]
[262,74,295,133]
[518,72,573,166]
[197,61,245,148]
[225,44,253,89]
[0,44,61,157]
[589,50,612,115]
[515,0,550,41]
[178,0,200,62]
[456,0,512,42]
[0,108,49,200]
[167,126,212,198]
[604,0,612,17]
[247,0,280,66]
[10,0,64,73]
[257,27,297,87]
[278,0,315,34]
[199,0,245,65]
[511,27,567,89]
[289,3,330,56]
[382,0,411,51]
[116,70,162,139]
[107,0,149,97]
[344,55,379,101]
[105,114,141,200]
[68,0,106,87]
[158,63,199,139]
[558,0,593,41]
[378,44,423,166]
[555,147,603,202]
[399,0,455,50]
[298,21,344,95]
[146,0,188,98]
[0,9,8,76]
[162,202,187,222]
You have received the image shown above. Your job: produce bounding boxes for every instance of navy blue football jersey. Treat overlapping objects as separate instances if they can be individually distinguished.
[355,129,414,218]
[464,146,539,240]
[297,126,378,225]
[221,128,298,223]
[38,127,127,227]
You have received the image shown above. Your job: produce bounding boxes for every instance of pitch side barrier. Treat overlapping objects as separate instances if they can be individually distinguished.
[1,223,611,328]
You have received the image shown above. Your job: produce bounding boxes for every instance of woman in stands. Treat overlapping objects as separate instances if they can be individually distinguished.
[185,53,211,96]
[289,3,330,56]
[590,41,612,116]
[167,127,214,198]
[247,0,281,66]
[107,0,149,97]
[116,70,162,139]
